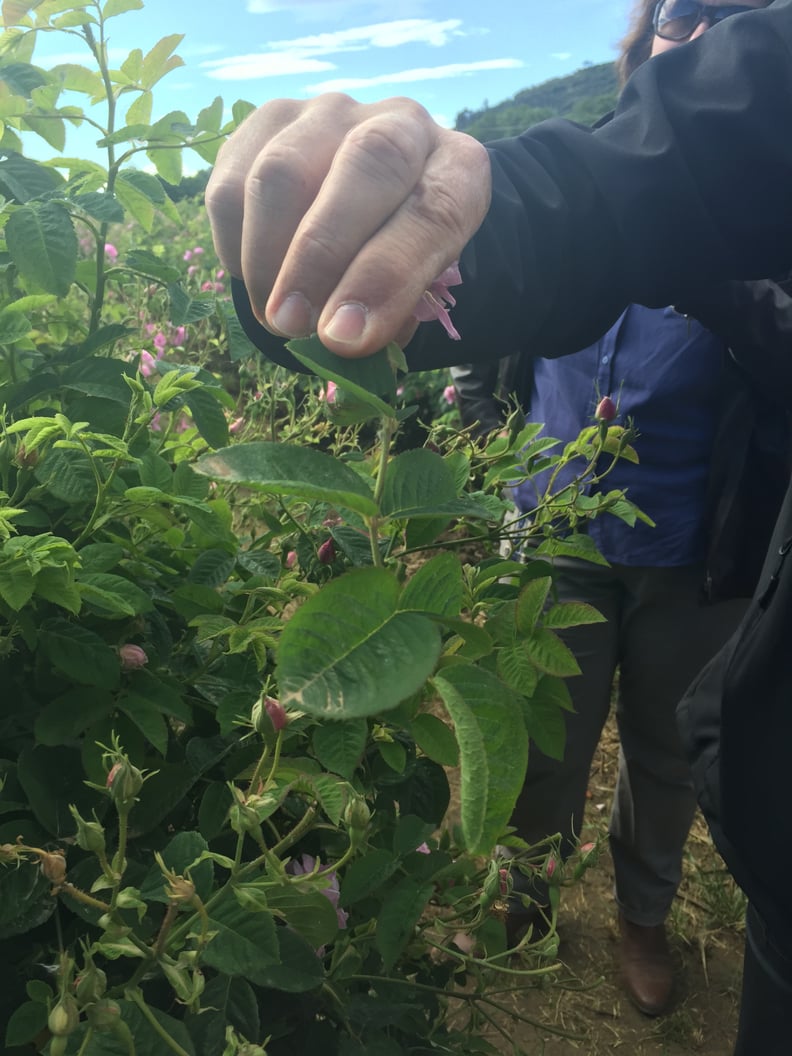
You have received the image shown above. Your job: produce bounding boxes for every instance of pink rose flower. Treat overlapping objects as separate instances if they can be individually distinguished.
[119,644,147,670]
[171,326,186,346]
[153,332,167,353]
[413,262,462,340]
[138,350,157,378]
[183,249,193,261]
[442,383,456,406]
[187,265,198,277]
[288,854,348,931]
[192,246,204,256]
[104,243,118,262]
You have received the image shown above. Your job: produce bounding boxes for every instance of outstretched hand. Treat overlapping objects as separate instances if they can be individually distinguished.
[205,94,492,357]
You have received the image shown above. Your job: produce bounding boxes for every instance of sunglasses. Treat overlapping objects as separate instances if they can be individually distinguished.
[653,0,760,40]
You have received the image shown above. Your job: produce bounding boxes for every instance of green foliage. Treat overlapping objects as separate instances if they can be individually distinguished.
[0,5,644,1053]
[456,61,619,140]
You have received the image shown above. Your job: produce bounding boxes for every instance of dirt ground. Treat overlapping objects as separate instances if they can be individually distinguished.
[485,721,745,1056]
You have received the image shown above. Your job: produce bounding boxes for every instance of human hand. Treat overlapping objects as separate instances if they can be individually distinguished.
[205,94,491,357]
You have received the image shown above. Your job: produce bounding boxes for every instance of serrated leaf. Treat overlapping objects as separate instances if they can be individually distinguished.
[185,387,228,449]
[376,876,434,970]
[521,627,581,677]
[168,281,216,324]
[146,142,181,185]
[277,568,440,719]
[312,719,367,779]
[410,712,458,767]
[264,881,339,950]
[515,576,552,634]
[196,95,223,133]
[51,61,103,95]
[399,551,462,617]
[187,547,235,587]
[287,334,396,413]
[140,33,184,90]
[124,246,180,283]
[71,190,124,222]
[543,601,606,629]
[39,618,120,689]
[381,447,456,518]
[125,87,152,125]
[496,641,540,697]
[340,847,398,906]
[5,200,76,295]
[119,696,169,755]
[203,892,280,985]
[434,665,528,855]
[195,442,378,517]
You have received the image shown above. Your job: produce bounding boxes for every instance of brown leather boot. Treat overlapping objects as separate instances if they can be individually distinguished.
[618,911,674,1016]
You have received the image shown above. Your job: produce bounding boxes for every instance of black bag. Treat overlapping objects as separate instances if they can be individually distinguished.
[678,481,792,939]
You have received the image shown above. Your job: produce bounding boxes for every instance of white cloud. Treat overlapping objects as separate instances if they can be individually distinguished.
[201,18,467,83]
[268,19,464,53]
[309,58,524,94]
[247,0,427,14]
[551,52,572,61]
[202,54,337,81]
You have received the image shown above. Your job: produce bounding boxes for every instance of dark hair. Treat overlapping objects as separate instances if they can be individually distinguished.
[616,0,657,85]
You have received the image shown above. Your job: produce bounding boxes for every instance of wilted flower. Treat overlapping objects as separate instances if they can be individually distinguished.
[118,644,147,670]
[413,262,462,340]
[104,243,118,262]
[595,395,617,422]
[442,383,456,406]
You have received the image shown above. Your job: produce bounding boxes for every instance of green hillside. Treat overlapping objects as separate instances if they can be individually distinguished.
[455,61,619,141]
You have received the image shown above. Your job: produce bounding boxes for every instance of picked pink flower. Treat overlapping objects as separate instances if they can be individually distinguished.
[119,644,147,670]
[413,262,462,340]
[442,383,456,406]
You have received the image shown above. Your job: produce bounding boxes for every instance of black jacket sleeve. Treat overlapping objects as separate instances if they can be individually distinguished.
[233,0,792,373]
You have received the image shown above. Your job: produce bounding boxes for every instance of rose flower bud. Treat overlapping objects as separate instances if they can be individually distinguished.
[317,538,336,564]
[118,644,148,671]
[595,395,617,422]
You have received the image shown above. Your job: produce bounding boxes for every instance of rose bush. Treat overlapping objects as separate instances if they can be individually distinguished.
[0,3,650,1054]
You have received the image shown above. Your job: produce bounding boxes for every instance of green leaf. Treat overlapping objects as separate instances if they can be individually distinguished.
[521,627,581,677]
[168,281,216,324]
[339,847,398,905]
[17,744,103,837]
[77,573,153,617]
[34,449,96,503]
[147,142,181,185]
[196,95,223,133]
[410,712,459,767]
[287,335,396,413]
[51,61,104,95]
[434,665,528,855]
[119,695,169,755]
[379,738,406,773]
[312,718,367,779]
[195,442,378,517]
[5,200,76,296]
[186,388,229,449]
[185,976,259,1053]
[496,641,540,698]
[399,551,463,617]
[5,1000,47,1047]
[187,547,235,587]
[62,355,134,403]
[140,33,184,90]
[543,600,606,629]
[522,692,567,761]
[0,565,34,610]
[376,876,434,970]
[39,618,120,689]
[71,190,124,222]
[0,151,63,202]
[104,0,143,17]
[203,892,280,985]
[264,881,339,949]
[277,568,440,719]
[124,246,180,283]
[381,448,456,519]
[515,576,552,634]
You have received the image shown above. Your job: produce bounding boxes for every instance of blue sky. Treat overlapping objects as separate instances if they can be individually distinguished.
[27,0,631,167]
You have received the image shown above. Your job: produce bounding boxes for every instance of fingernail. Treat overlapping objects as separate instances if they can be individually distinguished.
[324,302,368,345]
[270,292,314,337]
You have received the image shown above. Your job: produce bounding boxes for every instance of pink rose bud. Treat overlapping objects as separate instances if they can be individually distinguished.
[104,243,118,261]
[153,332,167,352]
[595,396,617,422]
[118,644,148,670]
[285,550,297,568]
[545,855,557,881]
[264,696,288,731]
[317,538,335,564]
[138,350,157,378]
[187,265,198,277]
[499,868,509,896]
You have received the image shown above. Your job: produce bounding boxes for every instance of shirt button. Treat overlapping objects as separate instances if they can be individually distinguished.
[601,355,610,364]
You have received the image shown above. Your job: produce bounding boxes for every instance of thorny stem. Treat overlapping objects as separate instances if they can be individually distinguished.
[60,882,111,913]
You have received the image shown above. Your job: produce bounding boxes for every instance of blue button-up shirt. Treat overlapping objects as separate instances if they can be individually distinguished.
[512,304,726,566]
